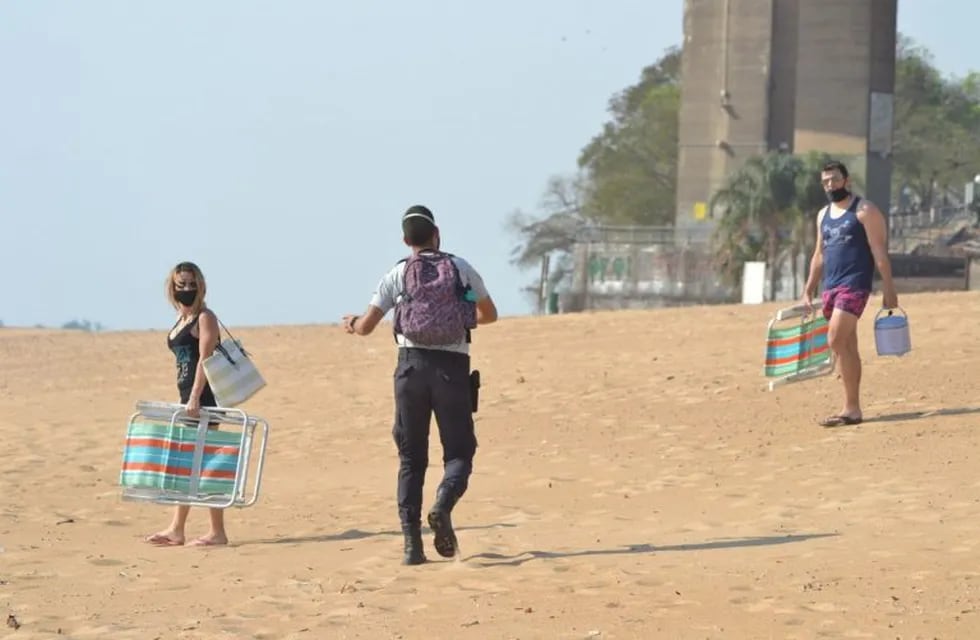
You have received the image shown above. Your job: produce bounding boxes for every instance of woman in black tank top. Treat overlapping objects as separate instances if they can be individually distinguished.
[145,261,230,547]
[167,313,218,407]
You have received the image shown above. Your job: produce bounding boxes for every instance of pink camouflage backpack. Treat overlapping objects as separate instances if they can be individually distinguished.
[393,251,478,345]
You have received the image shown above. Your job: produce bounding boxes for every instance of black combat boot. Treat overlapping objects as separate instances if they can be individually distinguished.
[426,487,459,558]
[401,525,426,565]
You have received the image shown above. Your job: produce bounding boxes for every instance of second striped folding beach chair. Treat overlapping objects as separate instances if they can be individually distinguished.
[764,304,834,391]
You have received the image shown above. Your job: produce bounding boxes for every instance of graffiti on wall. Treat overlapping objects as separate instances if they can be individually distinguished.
[588,254,631,283]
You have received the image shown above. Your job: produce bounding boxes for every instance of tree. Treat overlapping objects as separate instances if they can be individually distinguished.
[577,46,681,225]
[505,175,590,309]
[893,36,980,210]
[506,47,682,305]
[61,319,104,332]
[709,151,843,299]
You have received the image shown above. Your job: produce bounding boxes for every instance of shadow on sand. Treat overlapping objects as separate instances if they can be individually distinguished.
[244,522,517,546]
[466,532,839,567]
[865,406,980,424]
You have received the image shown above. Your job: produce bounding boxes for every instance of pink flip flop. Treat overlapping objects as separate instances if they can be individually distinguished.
[145,533,184,546]
[818,414,863,427]
[187,537,228,547]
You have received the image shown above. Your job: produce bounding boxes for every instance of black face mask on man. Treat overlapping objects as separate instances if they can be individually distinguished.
[827,186,850,203]
[174,289,197,306]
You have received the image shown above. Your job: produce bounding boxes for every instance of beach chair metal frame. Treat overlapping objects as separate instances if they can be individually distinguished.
[764,304,835,391]
[120,401,270,509]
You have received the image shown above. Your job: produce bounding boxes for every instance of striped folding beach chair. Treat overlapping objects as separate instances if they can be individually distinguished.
[119,401,269,509]
[764,304,834,391]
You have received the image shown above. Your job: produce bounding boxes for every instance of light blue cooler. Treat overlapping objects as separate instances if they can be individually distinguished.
[874,307,911,357]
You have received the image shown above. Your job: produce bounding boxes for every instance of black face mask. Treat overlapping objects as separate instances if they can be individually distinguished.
[174,289,197,306]
[827,187,850,203]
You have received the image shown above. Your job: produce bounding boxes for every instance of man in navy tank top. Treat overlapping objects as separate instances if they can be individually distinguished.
[802,161,899,427]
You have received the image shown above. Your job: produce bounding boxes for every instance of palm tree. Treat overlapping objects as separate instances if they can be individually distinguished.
[709,152,804,300]
[786,151,835,296]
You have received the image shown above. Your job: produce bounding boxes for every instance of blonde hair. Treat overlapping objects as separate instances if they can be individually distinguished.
[165,261,208,315]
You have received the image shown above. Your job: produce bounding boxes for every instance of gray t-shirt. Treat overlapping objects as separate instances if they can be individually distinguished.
[369,253,489,354]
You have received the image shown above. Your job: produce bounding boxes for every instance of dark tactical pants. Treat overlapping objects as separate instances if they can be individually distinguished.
[392,348,477,529]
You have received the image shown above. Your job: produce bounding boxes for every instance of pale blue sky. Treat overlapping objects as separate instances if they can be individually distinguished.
[1,1,976,330]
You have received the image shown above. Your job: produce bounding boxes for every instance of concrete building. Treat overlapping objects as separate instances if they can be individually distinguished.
[675,0,897,230]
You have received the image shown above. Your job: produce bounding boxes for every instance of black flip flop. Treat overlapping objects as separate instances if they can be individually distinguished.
[819,415,863,427]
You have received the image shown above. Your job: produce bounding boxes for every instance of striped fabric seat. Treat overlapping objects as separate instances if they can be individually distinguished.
[120,421,242,496]
[764,305,834,390]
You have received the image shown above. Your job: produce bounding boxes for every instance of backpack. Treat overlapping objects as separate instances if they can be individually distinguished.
[393,251,477,345]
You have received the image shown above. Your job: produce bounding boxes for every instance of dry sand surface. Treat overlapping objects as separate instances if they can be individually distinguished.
[1,290,979,639]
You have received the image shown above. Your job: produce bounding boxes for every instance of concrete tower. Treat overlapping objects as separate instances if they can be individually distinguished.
[675,0,897,230]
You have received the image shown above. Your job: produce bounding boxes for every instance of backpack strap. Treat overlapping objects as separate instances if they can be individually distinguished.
[438,255,473,344]
[195,308,225,346]
[437,254,473,343]
[392,257,410,343]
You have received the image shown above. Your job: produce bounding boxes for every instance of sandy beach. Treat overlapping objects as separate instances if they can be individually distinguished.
[2,290,979,639]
